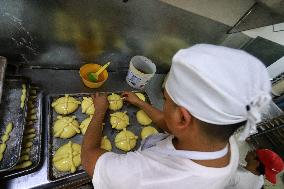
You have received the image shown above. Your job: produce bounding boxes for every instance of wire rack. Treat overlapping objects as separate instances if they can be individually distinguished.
[247,115,284,158]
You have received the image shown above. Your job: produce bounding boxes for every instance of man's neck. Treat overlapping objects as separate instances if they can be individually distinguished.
[172,135,228,152]
[172,135,231,168]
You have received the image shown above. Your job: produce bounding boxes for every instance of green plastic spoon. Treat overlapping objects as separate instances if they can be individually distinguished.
[87,62,111,82]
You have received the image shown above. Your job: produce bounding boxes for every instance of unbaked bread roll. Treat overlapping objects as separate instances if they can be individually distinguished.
[81,97,95,115]
[15,161,32,169]
[135,93,146,101]
[25,142,32,148]
[0,143,6,154]
[0,122,13,161]
[108,93,123,111]
[136,110,152,125]
[100,136,112,151]
[53,116,80,138]
[110,112,129,130]
[79,115,92,135]
[52,94,81,115]
[115,128,138,152]
[5,122,13,134]
[21,84,27,109]
[1,135,8,143]
[53,141,81,173]
[141,126,158,140]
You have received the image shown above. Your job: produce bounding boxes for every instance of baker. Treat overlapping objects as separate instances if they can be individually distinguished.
[81,44,272,189]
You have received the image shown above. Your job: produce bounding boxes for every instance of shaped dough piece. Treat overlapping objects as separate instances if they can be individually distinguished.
[115,128,138,152]
[53,116,80,138]
[52,94,81,115]
[79,116,92,135]
[81,97,95,115]
[110,112,129,130]
[24,128,36,134]
[135,93,146,101]
[22,147,31,155]
[100,136,112,151]
[141,126,158,140]
[1,135,9,143]
[53,141,81,173]
[0,143,6,154]
[136,110,152,125]
[21,84,27,109]
[27,114,37,121]
[5,122,13,134]
[108,93,123,111]
[15,161,32,169]
[19,154,29,162]
[25,142,33,148]
[0,122,13,161]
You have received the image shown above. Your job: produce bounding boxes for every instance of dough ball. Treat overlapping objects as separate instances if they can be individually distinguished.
[53,116,80,138]
[0,143,7,153]
[15,161,32,169]
[100,136,112,151]
[136,110,152,125]
[52,94,81,115]
[79,116,92,135]
[81,97,95,115]
[1,134,9,143]
[53,141,81,173]
[115,128,138,152]
[110,112,129,130]
[108,93,123,111]
[135,93,146,101]
[141,126,158,140]
[5,122,13,134]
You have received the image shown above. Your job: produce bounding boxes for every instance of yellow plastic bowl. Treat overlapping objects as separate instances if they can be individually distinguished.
[79,64,108,88]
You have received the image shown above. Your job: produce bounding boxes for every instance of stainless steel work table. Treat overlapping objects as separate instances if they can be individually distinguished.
[0,68,165,189]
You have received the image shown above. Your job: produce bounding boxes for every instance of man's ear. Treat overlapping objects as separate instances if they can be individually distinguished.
[177,107,192,129]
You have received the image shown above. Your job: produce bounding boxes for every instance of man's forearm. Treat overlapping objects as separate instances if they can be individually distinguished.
[81,93,108,176]
[135,101,169,132]
[82,111,105,151]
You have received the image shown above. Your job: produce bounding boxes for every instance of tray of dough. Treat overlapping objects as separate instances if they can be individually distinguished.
[47,91,161,181]
[0,76,30,172]
[0,85,43,179]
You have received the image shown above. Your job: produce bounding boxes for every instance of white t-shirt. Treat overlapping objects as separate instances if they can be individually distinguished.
[226,166,264,189]
[92,135,239,189]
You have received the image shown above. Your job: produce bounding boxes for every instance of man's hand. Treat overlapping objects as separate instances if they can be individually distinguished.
[122,91,169,132]
[92,92,109,115]
[245,151,260,176]
[122,91,143,106]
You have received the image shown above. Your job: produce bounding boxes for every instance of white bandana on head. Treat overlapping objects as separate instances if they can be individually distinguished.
[165,44,271,141]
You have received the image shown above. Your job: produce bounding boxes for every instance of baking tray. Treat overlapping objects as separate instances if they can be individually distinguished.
[47,91,157,181]
[0,56,7,104]
[0,76,30,172]
[0,86,43,179]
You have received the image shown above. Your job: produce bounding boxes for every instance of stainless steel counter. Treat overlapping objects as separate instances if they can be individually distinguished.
[0,68,165,189]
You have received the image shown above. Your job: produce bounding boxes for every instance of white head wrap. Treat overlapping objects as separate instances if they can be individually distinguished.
[165,44,271,141]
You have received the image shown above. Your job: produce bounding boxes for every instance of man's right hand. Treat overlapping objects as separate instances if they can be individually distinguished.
[122,91,144,107]
[91,92,109,116]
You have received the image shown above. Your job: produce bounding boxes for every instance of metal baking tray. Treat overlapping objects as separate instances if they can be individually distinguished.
[0,86,43,179]
[47,91,157,181]
[0,56,7,104]
[0,76,30,172]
